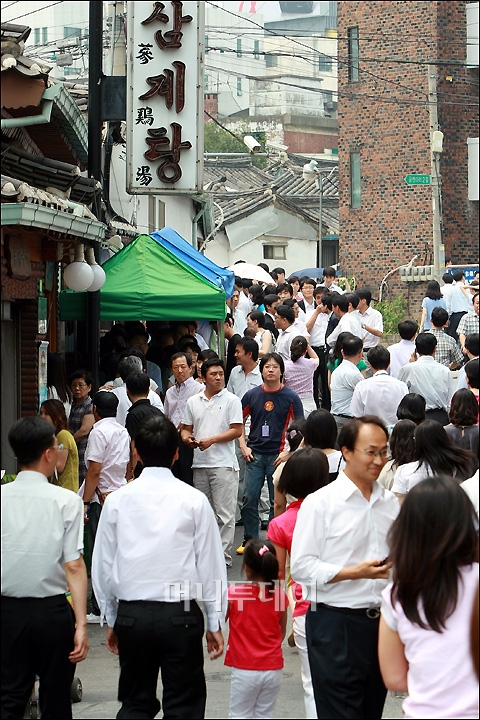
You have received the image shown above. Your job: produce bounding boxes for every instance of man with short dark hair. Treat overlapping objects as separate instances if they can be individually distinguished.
[164,351,204,486]
[291,416,399,720]
[350,346,408,427]
[276,282,294,302]
[298,278,316,318]
[447,270,472,338]
[319,267,345,294]
[307,290,338,409]
[330,334,364,432]
[273,267,286,285]
[92,415,226,719]
[224,314,242,382]
[82,391,130,622]
[128,327,163,390]
[387,320,418,378]
[457,333,479,389]
[125,372,164,479]
[2,417,88,719]
[356,288,384,352]
[457,292,479,351]
[274,304,296,359]
[238,353,303,550]
[398,333,453,424]
[264,293,280,339]
[111,355,164,426]
[326,294,363,348]
[181,359,243,567]
[428,307,463,369]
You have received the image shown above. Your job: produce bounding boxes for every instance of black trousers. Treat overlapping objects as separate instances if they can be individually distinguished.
[171,431,194,486]
[86,501,102,614]
[1,594,75,720]
[115,599,206,719]
[312,346,330,410]
[448,311,467,339]
[306,604,387,720]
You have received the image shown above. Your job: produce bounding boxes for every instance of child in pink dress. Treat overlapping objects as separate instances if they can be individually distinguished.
[225,539,288,719]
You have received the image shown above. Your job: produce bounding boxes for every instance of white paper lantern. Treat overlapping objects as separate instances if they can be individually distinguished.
[64,244,94,291]
[85,247,106,292]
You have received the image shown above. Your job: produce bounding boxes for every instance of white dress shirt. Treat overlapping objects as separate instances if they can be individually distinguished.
[350,371,409,427]
[330,359,364,416]
[358,306,383,349]
[1,471,84,598]
[449,283,472,314]
[461,470,479,516]
[398,355,453,411]
[92,467,228,629]
[290,471,399,608]
[232,307,247,336]
[387,339,415,378]
[292,317,309,340]
[227,364,262,399]
[308,311,329,347]
[164,376,204,429]
[183,388,243,469]
[326,312,364,348]
[275,324,296,360]
[112,385,164,426]
[392,462,432,495]
[85,417,130,494]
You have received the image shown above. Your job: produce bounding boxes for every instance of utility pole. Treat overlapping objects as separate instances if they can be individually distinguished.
[317,171,324,269]
[428,64,444,282]
[86,0,103,390]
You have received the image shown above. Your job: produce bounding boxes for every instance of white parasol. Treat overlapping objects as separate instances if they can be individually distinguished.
[227,263,274,285]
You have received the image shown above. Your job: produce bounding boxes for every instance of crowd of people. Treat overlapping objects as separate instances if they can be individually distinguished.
[1,263,479,720]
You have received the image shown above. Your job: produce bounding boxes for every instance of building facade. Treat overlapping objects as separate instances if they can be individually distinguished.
[336,0,479,299]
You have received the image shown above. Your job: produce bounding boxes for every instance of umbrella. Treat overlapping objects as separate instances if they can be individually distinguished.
[290,267,326,280]
[227,263,274,285]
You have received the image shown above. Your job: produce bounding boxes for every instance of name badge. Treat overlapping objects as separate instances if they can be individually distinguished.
[262,424,270,437]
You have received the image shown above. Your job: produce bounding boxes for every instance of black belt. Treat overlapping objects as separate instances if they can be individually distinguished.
[318,602,380,619]
[333,413,353,419]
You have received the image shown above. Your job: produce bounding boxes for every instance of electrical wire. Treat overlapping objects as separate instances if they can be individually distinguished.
[7,1,64,22]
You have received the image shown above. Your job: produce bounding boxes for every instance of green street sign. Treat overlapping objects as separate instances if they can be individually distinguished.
[405,174,431,185]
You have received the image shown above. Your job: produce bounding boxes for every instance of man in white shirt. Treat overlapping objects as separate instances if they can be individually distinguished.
[398,333,454,425]
[164,352,203,486]
[318,266,346,294]
[356,289,384,351]
[82,392,130,622]
[297,278,317,319]
[456,333,479,390]
[448,269,473,338]
[2,416,88,720]
[111,355,164,426]
[330,334,365,432]
[227,338,263,524]
[350,346,408,427]
[182,358,243,567]
[283,298,310,338]
[291,416,399,719]
[326,295,363,348]
[274,304,297,360]
[387,320,418,378]
[228,288,248,336]
[92,415,226,720]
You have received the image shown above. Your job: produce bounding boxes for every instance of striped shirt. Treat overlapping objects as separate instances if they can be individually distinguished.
[457,312,479,338]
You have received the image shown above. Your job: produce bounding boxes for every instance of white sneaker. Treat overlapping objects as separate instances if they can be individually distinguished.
[86,613,102,624]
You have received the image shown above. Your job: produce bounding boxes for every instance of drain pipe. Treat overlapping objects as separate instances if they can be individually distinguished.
[192,206,205,247]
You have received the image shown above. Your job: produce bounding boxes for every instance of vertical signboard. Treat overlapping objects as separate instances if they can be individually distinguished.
[126,1,204,194]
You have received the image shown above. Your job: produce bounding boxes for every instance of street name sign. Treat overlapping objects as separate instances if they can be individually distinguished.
[405,174,431,185]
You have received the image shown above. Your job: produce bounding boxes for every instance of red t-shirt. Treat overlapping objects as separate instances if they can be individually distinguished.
[267,500,310,618]
[224,583,288,671]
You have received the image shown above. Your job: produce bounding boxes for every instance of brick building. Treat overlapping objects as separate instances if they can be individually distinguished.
[336,1,478,302]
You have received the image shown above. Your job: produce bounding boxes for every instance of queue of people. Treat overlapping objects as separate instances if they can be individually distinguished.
[1,265,479,720]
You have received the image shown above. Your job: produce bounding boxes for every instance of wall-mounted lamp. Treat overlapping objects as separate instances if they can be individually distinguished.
[63,243,94,291]
[85,246,106,292]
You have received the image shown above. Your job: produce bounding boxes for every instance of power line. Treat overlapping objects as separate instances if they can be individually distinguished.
[8,1,64,22]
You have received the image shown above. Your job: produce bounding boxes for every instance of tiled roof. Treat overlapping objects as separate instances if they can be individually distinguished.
[205,155,338,235]
[1,173,97,220]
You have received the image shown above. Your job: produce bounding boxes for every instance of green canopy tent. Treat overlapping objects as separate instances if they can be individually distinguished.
[59,234,227,321]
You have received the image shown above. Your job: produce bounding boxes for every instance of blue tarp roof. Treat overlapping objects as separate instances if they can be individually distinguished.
[150,227,235,298]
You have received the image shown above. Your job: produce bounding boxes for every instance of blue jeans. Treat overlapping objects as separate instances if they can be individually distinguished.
[241,453,276,540]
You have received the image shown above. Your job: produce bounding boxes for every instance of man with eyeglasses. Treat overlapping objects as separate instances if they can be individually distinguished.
[1,416,88,719]
[291,416,399,720]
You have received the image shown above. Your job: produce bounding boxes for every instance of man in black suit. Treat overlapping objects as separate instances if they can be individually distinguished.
[263,294,280,340]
